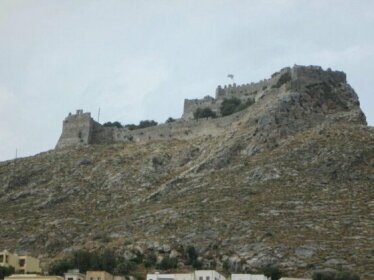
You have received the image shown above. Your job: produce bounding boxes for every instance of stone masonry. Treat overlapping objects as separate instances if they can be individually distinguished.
[55,65,347,149]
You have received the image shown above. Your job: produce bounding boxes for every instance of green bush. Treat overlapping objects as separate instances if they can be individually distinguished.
[138,120,158,129]
[186,246,198,264]
[220,97,254,116]
[114,260,136,275]
[336,271,360,280]
[144,253,157,268]
[220,97,241,116]
[263,265,282,280]
[48,249,131,275]
[157,256,178,270]
[193,108,217,119]
[103,121,123,128]
[166,117,176,123]
[312,270,360,280]
[125,120,158,130]
[0,266,15,279]
[49,259,73,276]
[272,72,291,88]
[192,259,203,269]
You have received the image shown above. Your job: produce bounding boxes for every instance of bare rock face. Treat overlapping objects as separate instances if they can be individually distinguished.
[1,66,373,279]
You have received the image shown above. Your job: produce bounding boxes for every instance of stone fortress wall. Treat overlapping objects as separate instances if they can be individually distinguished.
[55,65,347,149]
[182,67,292,120]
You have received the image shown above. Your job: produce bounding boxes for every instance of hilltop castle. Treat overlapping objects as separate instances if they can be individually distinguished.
[56,65,346,149]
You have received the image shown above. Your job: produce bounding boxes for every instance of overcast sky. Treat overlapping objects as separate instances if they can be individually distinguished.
[0,0,373,161]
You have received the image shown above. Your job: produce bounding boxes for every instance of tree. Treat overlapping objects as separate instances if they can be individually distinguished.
[312,270,361,280]
[125,124,138,130]
[98,249,117,273]
[103,121,123,128]
[114,260,136,275]
[220,97,254,116]
[138,120,158,129]
[166,117,176,123]
[71,250,93,273]
[157,257,178,270]
[125,120,158,130]
[186,246,198,264]
[220,97,241,116]
[144,253,157,268]
[0,266,15,279]
[336,271,360,280]
[312,271,336,280]
[49,259,73,276]
[263,265,282,280]
[193,108,217,119]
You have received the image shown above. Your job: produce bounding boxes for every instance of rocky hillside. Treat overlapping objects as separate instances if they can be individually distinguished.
[0,66,373,279]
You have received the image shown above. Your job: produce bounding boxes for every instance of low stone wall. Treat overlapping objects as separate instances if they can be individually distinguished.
[109,111,243,143]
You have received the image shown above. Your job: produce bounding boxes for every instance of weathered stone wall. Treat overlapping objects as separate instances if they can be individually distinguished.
[111,111,243,143]
[56,110,95,149]
[291,65,346,91]
[56,65,350,149]
[182,67,293,120]
[182,96,219,120]
[182,65,347,121]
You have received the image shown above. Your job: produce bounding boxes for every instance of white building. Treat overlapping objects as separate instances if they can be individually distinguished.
[64,269,85,280]
[231,274,269,280]
[147,270,226,280]
[279,278,311,280]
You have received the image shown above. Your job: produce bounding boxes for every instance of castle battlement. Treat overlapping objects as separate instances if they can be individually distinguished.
[56,65,350,149]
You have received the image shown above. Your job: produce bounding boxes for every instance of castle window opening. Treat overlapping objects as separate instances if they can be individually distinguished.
[0,254,3,262]
[19,259,25,267]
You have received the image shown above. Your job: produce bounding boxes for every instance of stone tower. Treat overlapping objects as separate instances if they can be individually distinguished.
[55,109,95,149]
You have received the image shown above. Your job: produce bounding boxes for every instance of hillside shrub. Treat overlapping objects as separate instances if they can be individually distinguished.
[114,260,136,275]
[125,120,158,130]
[192,259,203,269]
[166,117,176,123]
[0,266,15,279]
[312,270,360,280]
[193,108,217,119]
[103,121,123,128]
[48,249,137,276]
[220,97,254,116]
[144,253,157,268]
[263,265,282,280]
[138,120,158,129]
[157,256,178,270]
[272,72,291,88]
[186,246,198,264]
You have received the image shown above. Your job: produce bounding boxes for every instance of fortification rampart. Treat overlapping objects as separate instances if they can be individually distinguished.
[182,65,346,120]
[111,112,242,142]
[55,65,348,149]
[182,67,292,120]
